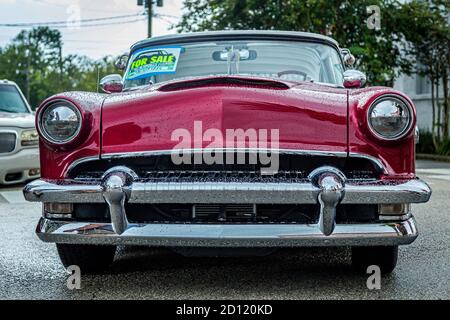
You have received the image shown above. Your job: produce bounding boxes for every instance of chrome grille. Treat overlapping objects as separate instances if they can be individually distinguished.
[143,170,307,183]
[121,203,320,224]
[70,152,381,181]
[193,204,256,221]
[0,132,16,153]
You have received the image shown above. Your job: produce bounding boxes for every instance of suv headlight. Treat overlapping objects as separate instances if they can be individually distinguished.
[38,101,82,144]
[368,96,413,140]
[21,129,39,146]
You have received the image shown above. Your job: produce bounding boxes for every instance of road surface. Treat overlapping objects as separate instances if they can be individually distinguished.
[0,160,448,299]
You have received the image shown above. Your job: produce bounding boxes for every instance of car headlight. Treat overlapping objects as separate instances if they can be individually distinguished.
[21,129,39,147]
[39,101,82,144]
[368,96,413,140]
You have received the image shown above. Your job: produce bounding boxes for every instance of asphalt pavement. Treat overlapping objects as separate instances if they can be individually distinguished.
[0,160,448,300]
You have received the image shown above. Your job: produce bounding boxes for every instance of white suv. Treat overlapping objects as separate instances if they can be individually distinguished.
[0,80,40,184]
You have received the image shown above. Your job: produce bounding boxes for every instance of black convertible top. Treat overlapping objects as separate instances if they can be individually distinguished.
[130,30,340,52]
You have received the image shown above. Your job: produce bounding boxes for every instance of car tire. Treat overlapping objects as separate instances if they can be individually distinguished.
[351,246,398,274]
[56,244,116,273]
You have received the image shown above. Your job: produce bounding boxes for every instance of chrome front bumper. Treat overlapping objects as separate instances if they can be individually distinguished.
[24,166,431,247]
[35,217,418,247]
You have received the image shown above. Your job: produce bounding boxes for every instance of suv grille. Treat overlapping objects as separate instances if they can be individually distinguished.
[0,132,16,153]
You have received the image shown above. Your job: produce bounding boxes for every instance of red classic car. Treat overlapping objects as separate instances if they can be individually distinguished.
[24,31,431,274]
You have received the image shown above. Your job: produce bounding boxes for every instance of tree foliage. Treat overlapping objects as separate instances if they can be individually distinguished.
[177,0,409,85]
[397,0,450,144]
[177,0,450,144]
[0,27,116,108]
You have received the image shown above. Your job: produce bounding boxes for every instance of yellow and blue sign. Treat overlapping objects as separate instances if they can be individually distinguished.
[126,46,182,80]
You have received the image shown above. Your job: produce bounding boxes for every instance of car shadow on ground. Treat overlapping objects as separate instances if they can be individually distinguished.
[97,246,379,285]
[71,246,399,299]
[0,182,27,190]
[110,246,351,273]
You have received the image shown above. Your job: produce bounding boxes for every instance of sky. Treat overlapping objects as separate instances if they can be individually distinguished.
[0,0,183,59]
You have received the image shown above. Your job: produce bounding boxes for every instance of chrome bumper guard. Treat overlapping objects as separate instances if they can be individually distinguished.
[24,166,431,246]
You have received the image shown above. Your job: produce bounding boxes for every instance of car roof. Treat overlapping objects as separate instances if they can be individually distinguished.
[0,79,17,86]
[131,30,340,52]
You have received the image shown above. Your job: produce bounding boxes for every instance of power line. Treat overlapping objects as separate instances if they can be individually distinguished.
[0,13,146,27]
[32,0,141,14]
[56,17,148,29]
[0,13,176,30]
[156,13,181,20]
[33,0,72,9]
[61,39,132,44]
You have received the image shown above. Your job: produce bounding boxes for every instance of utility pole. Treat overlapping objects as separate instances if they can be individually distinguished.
[147,0,152,38]
[25,33,31,103]
[137,0,164,38]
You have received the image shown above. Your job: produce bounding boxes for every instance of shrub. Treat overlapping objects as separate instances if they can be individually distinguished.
[416,131,436,154]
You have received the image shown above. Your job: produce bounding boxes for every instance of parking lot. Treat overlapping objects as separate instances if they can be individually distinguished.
[0,160,449,300]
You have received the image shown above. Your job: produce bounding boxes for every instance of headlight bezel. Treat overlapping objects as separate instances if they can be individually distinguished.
[38,100,83,145]
[366,95,414,141]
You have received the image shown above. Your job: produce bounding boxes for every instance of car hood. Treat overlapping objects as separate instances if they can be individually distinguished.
[101,76,348,155]
[0,111,35,128]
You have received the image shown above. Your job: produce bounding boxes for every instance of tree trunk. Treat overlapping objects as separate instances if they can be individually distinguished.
[443,69,449,140]
[436,78,441,140]
[431,75,438,150]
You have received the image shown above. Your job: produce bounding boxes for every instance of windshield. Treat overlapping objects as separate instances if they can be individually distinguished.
[123,40,344,89]
[0,84,29,113]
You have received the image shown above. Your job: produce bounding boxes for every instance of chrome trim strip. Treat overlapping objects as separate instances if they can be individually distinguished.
[24,179,104,203]
[24,177,431,205]
[379,213,412,222]
[66,149,353,177]
[25,179,319,204]
[348,152,386,174]
[66,149,388,176]
[66,155,100,176]
[101,148,349,159]
[343,179,431,204]
[35,217,419,247]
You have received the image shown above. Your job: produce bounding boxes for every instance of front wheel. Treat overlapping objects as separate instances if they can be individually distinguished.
[56,244,116,273]
[351,246,398,274]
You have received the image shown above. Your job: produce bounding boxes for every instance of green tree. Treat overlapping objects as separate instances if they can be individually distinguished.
[177,0,409,85]
[0,27,117,108]
[397,0,450,144]
[0,27,63,107]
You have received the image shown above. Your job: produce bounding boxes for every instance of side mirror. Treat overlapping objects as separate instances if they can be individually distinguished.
[341,48,356,67]
[115,54,129,71]
[100,74,123,93]
[343,70,367,89]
